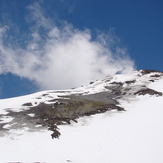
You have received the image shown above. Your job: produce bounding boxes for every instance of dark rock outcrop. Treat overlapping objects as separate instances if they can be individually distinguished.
[134,88,162,96]
[22,102,33,106]
[30,93,124,138]
[140,69,162,75]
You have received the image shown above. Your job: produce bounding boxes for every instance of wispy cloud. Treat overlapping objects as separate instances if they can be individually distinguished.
[0,2,135,90]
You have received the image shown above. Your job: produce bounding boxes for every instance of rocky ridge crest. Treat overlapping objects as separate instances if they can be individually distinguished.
[0,69,162,138]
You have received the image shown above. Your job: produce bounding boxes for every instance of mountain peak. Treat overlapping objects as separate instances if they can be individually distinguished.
[0,69,162,138]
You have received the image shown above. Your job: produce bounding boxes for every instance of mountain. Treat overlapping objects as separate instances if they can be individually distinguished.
[0,69,163,163]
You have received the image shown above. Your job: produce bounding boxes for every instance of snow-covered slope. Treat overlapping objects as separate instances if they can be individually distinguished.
[0,69,163,163]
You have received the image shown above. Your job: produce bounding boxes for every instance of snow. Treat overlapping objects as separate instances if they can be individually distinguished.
[148,79,163,92]
[27,113,35,117]
[0,72,163,163]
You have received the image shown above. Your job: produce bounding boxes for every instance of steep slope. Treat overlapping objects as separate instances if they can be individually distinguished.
[0,69,163,163]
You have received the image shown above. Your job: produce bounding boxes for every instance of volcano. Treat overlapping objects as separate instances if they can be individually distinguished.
[0,69,163,163]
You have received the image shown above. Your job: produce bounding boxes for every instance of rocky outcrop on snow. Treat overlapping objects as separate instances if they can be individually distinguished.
[0,69,162,138]
[134,88,162,96]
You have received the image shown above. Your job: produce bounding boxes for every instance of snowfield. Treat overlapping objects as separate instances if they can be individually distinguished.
[0,71,163,163]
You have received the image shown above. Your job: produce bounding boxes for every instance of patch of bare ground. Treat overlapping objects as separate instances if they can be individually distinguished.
[32,97,124,139]
[140,69,163,75]
[134,88,162,96]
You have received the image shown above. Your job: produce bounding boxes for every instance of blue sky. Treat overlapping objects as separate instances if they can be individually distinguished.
[0,0,162,99]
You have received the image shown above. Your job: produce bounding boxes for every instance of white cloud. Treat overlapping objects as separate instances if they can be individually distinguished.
[0,2,135,90]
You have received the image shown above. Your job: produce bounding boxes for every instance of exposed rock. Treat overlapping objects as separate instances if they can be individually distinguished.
[150,74,162,78]
[140,69,162,75]
[42,94,49,96]
[28,93,124,138]
[22,102,33,106]
[89,81,94,84]
[110,82,123,86]
[125,80,136,84]
[51,129,61,139]
[134,88,162,96]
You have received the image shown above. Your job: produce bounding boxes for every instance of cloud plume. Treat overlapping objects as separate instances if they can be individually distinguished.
[0,2,135,90]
